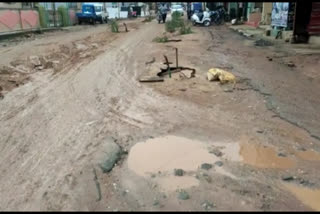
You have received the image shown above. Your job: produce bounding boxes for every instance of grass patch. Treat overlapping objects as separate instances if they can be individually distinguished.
[153,36,169,43]
[179,23,193,35]
[165,21,176,33]
[171,11,184,27]
[165,11,193,35]
[110,20,119,33]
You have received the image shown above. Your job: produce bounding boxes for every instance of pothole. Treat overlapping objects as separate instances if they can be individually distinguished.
[127,135,215,173]
[239,143,296,169]
[295,150,320,161]
[127,135,236,192]
[283,183,320,211]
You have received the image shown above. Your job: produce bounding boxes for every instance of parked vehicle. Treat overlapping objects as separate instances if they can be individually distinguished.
[191,9,211,27]
[188,2,203,20]
[191,2,203,13]
[92,3,108,23]
[128,5,138,18]
[209,6,228,25]
[76,3,108,25]
[171,4,184,16]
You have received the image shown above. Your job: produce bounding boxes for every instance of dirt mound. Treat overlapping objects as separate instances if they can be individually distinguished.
[0,30,119,99]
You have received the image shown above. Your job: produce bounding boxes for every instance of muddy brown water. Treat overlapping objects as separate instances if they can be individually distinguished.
[239,143,296,169]
[127,134,320,211]
[295,150,320,161]
[283,183,320,211]
[127,135,216,192]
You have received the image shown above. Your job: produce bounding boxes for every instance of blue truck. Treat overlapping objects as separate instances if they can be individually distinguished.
[76,3,108,25]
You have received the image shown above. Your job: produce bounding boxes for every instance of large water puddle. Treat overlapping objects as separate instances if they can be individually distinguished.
[127,135,318,193]
[240,143,296,169]
[128,135,216,176]
[295,150,320,161]
[283,183,320,211]
[127,135,236,192]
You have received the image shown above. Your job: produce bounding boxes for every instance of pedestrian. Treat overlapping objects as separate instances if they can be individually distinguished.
[159,3,168,23]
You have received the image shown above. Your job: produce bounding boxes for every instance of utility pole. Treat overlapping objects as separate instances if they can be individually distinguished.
[52,2,57,27]
[118,2,120,19]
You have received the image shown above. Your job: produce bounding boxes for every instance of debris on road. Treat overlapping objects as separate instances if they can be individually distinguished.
[93,168,102,201]
[156,55,196,79]
[29,55,42,67]
[282,175,294,181]
[207,68,236,86]
[123,23,129,32]
[209,148,223,157]
[201,163,213,170]
[177,190,190,200]
[139,76,164,83]
[256,129,264,134]
[174,169,184,176]
[298,178,315,187]
[278,153,287,157]
[297,147,307,151]
[287,62,295,67]
[202,200,215,210]
[145,57,156,65]
[231,19,237,25]
[153,199,160,206]
[98,141,122,173]
[180,69,195,79]
[215,161,223,167]
[223,88,233,93]
[153,36,181,43]
[254,39,273,47]
[0,86,3,99]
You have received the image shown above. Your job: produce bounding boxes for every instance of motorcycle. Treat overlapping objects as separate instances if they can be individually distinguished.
[191,10,211,27]
[209,6,229,25]
[128,6,138,19]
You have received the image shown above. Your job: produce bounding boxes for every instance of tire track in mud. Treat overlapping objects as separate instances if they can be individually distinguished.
[0,21,153,211]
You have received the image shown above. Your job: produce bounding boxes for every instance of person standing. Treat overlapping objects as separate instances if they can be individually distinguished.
[159,3,168,23]
[187,2,192,20]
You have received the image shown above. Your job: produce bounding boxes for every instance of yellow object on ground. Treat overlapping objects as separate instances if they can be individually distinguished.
[207,68,236,86]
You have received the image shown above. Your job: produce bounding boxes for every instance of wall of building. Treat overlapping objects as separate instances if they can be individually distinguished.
[0,9,40,33]
[261,2,272,25]
[228,2,238,20]
[0,2,22,9]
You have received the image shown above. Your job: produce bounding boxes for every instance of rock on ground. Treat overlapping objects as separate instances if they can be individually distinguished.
[91,137,122,173]
[178,190,190,200]
[201,163,213,170]
[174,169,184,176]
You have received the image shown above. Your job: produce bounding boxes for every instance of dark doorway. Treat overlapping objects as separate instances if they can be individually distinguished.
[293,1,312,42]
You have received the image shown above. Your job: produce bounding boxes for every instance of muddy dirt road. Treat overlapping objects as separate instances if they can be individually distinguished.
[0,17,320,211]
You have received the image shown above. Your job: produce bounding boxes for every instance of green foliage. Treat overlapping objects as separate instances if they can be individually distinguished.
[171,11,181,21]
[38,5,48,28]
[110,20,119,33]
[165,11,192,34]
[165,21,176,33]
[57,6,69,27]
[153,36,169,43]
[179,23,193,35]
[171,11,184,27]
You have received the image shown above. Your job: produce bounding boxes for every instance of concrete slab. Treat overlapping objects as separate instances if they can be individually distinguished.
[309,36,320,46]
